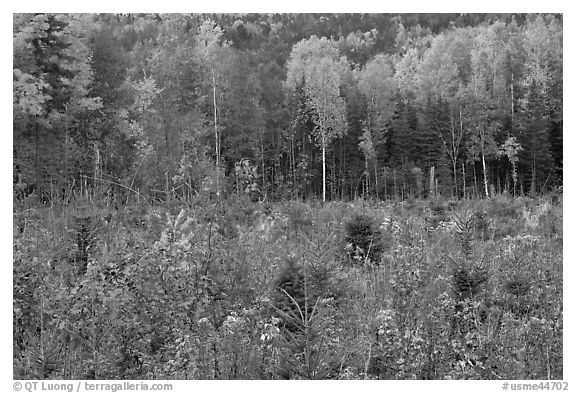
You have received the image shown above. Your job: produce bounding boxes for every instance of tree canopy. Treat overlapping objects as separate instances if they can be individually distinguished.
[13,13,563,203]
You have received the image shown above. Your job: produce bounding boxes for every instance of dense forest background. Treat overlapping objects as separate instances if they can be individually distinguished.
[13,13,562,203]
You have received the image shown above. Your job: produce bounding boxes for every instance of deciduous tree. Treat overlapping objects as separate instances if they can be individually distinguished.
[285,36,349,201]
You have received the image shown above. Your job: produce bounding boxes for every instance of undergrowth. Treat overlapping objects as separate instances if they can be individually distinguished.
[13,195,563,379]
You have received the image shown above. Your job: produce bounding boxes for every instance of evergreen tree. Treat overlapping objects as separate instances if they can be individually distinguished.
[517,80,554,195]
[14,14,101,201]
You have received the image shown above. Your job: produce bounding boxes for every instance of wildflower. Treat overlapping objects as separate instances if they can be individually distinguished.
[260,323,280,343]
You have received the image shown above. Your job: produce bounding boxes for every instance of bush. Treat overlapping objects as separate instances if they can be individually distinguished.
[281,200,313,235]
[344,213,386,265]
[272,259,309,332]
[13,194,562,380]
[426,200,449,229]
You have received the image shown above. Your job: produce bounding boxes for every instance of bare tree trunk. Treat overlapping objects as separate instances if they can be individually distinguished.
[64,105,69,188]
[462,163,466,199]
[452,110,458,197]
[429,166,435,199]
[532,129,537,196]
[482,150,489,198]
[453,160,458,198]
[260,128,266,199]
[291,137,297,198]
[512,162,518,197]
[458,107,464,196]
[304,132,309,198]
[473,163,478,198]
[322,141,326,202]
[340,138,344,198]
[164,117,170,153]
[374,162,379,200]
[212,68,219,200]
[393,169,397,201]
[94,142,101,196]
[35,118,41,203]
[511,73,515,120]
[364,159,368,198]
[480,128,489,198]
[332,149,336,200]
[402,161,406,200]
[383,168,387,200]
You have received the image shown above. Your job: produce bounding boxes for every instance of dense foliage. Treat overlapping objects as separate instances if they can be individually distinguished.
[14,13,562,204]
[13,195,562,379]
[13,13,563,381]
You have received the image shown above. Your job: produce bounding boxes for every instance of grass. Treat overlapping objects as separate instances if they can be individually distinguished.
[13,194,563,379]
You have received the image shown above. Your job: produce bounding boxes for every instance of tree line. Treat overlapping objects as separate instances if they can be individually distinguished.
[13,13,563,204]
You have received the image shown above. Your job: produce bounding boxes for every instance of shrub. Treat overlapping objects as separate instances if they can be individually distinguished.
[451,265,488,301]
[426,200,449,229]
[281,200,313,235]
[344,213,385,265]
[504,276,531,297]
[13,194,562,380]
[272,259,308,332]
[538,209,561,237]
[271,258,333,379]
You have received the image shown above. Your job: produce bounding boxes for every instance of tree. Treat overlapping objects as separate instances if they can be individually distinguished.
[257,60,290,198]
[465,28,501,197]
[12,13,563,202]
[13,13,102,201]
[358,126,376,197]
[194,19,232,199]
[517,80,553,195]
[285,79,317,198]
[217,51,265,181]
[285,36,349,201]
[499,136,522,195]
[357,54,397,198]
[516,15,561,194]
[415,31,472,197]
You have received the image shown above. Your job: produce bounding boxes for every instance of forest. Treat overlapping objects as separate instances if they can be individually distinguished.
[13,13,562,380]
[13,13,562,202]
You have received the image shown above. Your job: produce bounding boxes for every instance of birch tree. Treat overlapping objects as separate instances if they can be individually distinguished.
[194,19,231,199]
[466,28,501,197]
[285,36,349,201]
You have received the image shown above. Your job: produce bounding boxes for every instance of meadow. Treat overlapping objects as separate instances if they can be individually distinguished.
[13,194,563,380]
